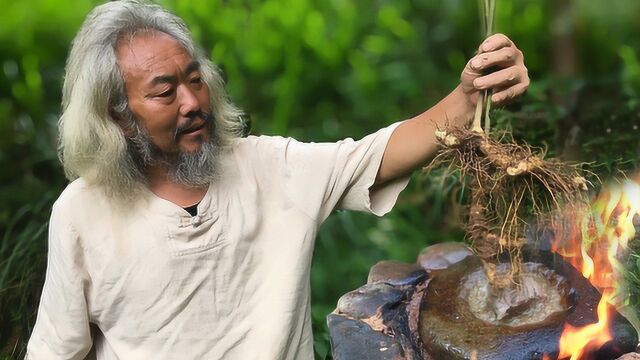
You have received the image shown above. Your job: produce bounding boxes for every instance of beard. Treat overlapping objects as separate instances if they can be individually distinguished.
[127,111,220,188]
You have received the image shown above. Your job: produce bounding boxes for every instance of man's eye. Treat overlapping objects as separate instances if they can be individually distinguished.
[191,77,202,84]
[157,89,175,98]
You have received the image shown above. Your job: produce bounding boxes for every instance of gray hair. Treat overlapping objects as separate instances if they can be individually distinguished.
[59,0,243,196]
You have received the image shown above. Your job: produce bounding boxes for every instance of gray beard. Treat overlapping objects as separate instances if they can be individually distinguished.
[128,121,219,188]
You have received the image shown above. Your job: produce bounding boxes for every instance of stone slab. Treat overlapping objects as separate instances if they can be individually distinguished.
[417,242,473,271]
[336,282,404,320]
[368,260,425,286]
[327,314,404,360]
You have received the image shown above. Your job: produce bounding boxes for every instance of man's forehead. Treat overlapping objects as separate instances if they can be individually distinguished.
[115,31,195,83]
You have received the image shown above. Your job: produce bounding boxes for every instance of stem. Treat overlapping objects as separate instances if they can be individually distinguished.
[478,0,496,134]
[484,90,492,134]
[473,92,484,133]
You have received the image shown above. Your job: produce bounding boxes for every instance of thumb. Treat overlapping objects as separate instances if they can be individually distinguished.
[461,58,483,94]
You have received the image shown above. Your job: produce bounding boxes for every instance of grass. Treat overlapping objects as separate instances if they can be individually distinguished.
[0,193,54,359]
[623,248,640,331]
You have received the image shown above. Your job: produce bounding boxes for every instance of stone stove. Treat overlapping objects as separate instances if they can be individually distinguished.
[327,243,639,360]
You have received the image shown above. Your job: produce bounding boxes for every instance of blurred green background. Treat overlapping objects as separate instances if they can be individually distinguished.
[1,0,639,358]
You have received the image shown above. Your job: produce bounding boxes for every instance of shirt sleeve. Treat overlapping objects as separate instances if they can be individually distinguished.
[249,121,410,223]
[26,200,93,359]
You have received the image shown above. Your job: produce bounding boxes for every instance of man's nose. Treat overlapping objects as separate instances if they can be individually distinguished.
[178,85,200,116]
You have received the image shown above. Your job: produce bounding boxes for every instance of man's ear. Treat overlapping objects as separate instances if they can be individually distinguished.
[110,109,135,138]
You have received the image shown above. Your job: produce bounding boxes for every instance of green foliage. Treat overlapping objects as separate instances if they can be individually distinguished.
[625,250,640,319]
[0,0,639,358]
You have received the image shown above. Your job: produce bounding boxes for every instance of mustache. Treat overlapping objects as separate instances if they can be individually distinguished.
[175,111,212,138]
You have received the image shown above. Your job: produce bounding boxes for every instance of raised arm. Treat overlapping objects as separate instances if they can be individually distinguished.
[375,34,529,185]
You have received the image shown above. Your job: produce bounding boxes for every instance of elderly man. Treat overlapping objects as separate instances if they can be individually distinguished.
[27,0,528,359]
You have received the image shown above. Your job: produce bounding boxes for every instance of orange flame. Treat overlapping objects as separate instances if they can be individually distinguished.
[546,178,639,359]
[556,291,613,360]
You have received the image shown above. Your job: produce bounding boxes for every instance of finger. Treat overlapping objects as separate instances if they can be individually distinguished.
[491,83,529,104]
[478,33,513,53]
[473,67,526,90]
[469,46,523,71]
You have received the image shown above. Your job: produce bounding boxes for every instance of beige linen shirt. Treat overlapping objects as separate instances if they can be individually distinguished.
[27,123,410,359]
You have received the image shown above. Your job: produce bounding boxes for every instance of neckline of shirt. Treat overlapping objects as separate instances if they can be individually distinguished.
[142,183,217,219]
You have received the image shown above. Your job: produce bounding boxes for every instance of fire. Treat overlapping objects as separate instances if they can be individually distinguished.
[547,178,639,359]
[555,291,613,360]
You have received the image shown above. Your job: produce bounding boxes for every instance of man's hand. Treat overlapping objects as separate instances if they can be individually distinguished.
[374,34,529,186]
[461,33,529,105]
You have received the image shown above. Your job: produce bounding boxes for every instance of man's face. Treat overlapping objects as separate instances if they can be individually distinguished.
[115,31,211,155]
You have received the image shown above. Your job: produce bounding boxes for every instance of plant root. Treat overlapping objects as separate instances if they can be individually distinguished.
[429,127,591,285]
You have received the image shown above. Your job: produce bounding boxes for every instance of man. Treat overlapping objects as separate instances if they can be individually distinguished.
[27,0,528,359]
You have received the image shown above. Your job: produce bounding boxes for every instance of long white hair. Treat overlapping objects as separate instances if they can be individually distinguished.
[59,0,244,196]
